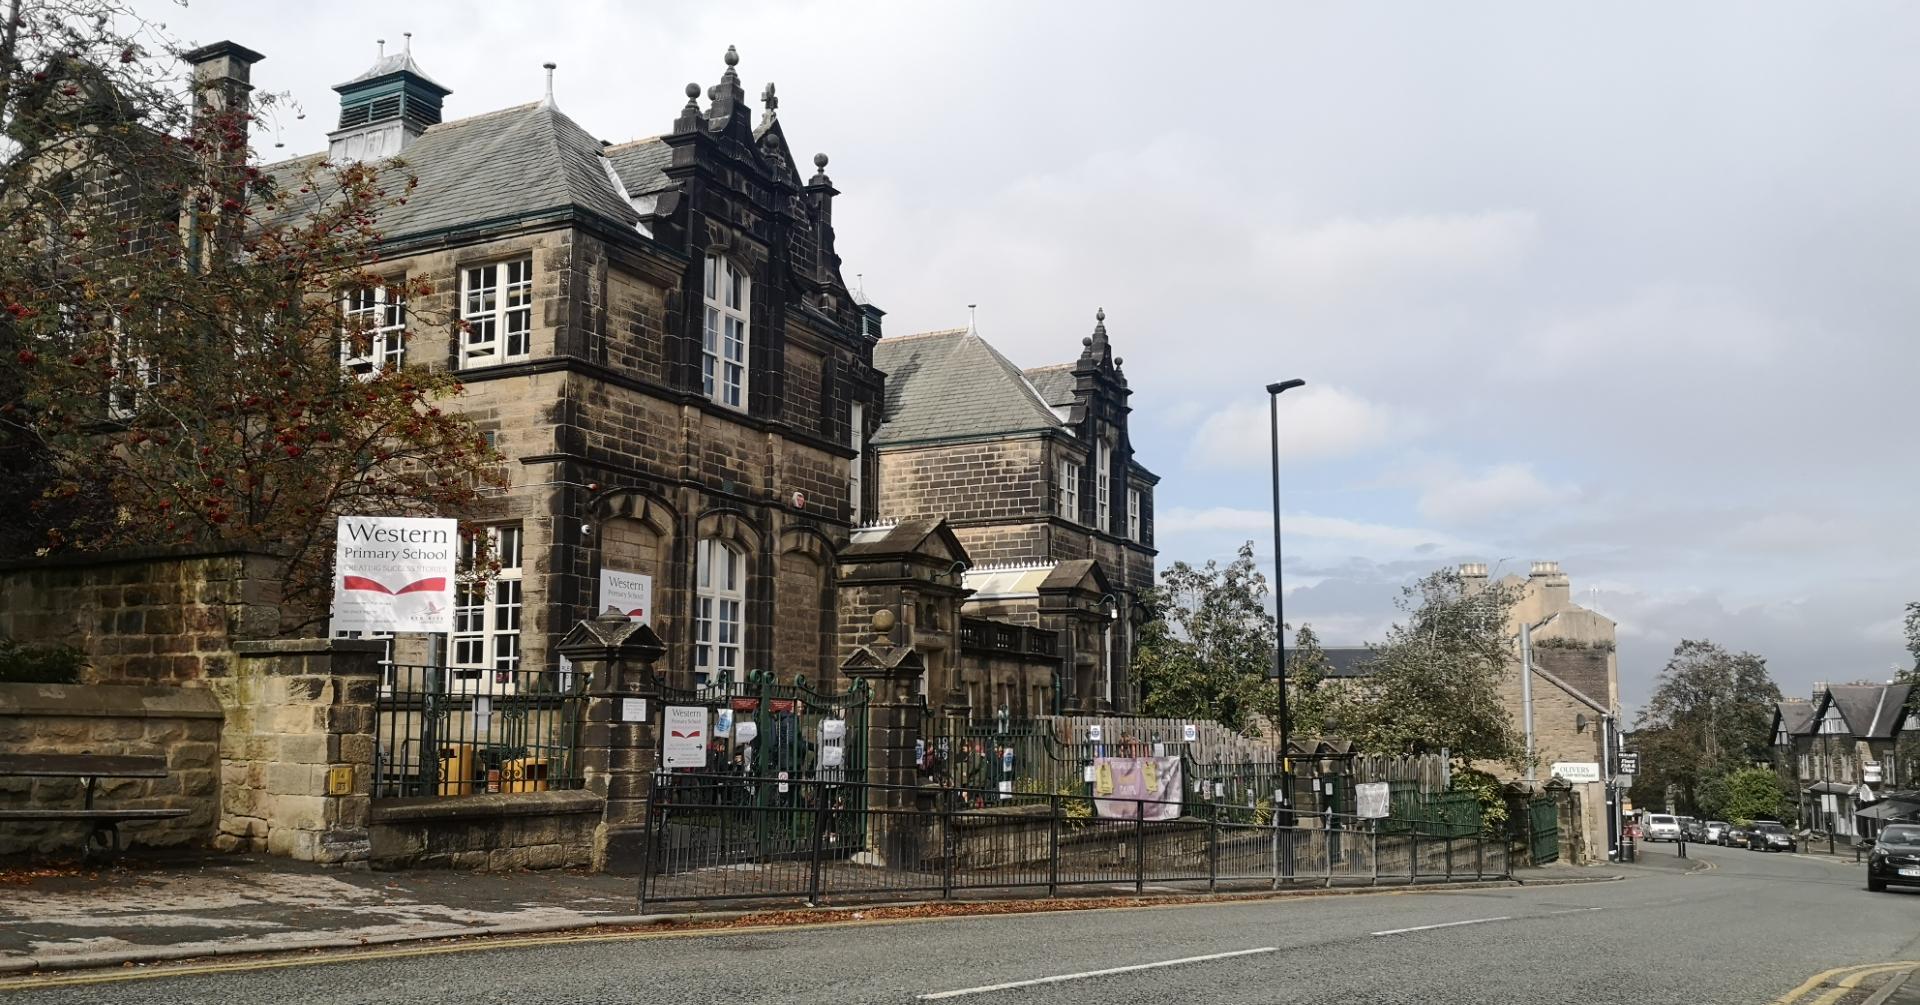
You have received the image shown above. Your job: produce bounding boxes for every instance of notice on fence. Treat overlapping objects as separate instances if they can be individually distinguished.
[597,568,653,623]
[662,706,708,769]
[1356,781,1391,819]
[818,718,846,780]
[330,516,457,633]
[1092,756,1182,820]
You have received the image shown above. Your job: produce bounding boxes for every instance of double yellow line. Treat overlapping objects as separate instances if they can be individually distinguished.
[1772,961,1920,1005]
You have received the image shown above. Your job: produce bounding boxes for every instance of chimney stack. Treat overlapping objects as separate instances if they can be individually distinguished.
[181,41,264,135]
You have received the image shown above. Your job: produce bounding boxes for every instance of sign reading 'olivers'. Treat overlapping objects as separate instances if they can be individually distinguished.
[331,516,459,634]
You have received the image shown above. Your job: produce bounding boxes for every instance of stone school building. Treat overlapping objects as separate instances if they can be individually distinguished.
[0,40,1162,864]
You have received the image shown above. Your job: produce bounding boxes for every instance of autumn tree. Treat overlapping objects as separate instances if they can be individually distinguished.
[1324,568,1524,766]
[0,1,500,628]
[1135,542,1280,733]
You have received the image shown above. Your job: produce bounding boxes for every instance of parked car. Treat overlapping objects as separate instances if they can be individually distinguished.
[1705,820,1729,844]
[1866,824,1920,893]
[1681,817,1707,842]
[1748,821,1795,852]
[1724,824,1750,847]
[1645,814,1682,842]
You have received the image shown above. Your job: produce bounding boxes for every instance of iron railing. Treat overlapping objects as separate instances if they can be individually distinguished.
[639,774,1511,911]
[372,663,589,799]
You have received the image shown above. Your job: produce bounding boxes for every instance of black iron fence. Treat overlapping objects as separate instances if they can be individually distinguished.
[372,664,589,799]
[639,773,1511,911]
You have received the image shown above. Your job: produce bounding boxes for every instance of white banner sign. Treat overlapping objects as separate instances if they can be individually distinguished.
[331,516,457,633]
[598,569,654,623]
[662,706,708,769]
[1550,762,1603,784]
[1356,781,1391,819]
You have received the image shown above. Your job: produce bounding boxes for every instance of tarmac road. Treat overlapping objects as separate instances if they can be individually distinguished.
[5,842,1917,1004]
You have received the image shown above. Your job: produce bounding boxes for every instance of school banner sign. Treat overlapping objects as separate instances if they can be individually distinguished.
[331,516,458,634]
[597,568,654,623]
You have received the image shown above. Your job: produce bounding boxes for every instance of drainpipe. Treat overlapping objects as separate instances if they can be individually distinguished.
[1521,624,1536,783]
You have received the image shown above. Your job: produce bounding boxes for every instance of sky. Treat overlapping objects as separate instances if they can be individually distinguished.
[160,0,1920,715]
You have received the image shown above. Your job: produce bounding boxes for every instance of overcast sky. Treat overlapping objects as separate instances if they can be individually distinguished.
[167,0,1920,714]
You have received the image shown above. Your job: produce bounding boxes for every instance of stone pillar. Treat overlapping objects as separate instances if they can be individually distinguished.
[556,610,668,874]
[213,638,382,865]
[841,625,929,867]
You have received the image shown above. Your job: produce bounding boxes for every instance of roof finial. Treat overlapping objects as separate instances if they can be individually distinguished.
[722,44,740,82]
[542,62,556,107]
[376,38,385,59]
[761,80,777,114]
[684,82,702,110]
[967,304,978,335]
[402,31,412,56]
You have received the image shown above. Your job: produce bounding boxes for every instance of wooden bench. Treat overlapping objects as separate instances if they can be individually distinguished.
[0,752,191,859]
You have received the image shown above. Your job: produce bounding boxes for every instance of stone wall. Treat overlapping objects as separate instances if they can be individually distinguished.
[877,439,1049,525]
[0,547,283,685]
[368,791,600,870]
[0,682,222,857]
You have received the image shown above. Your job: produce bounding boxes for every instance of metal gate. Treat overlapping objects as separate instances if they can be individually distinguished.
[1528,796,1560,864]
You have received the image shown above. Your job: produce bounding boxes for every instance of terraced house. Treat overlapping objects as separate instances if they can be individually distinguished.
[231,41,1157,710]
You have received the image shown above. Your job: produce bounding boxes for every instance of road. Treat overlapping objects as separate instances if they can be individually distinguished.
[4,842,1916,1004]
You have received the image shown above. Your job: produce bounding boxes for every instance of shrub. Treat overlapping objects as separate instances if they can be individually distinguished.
[0,637,88,684]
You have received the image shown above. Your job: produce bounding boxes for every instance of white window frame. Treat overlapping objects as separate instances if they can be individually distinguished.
[453,524,523,686]
[342,284,407,376]
[849,401,866,524]
[1127,488,1142,542]
[695,538,745,683]
[1095,441,1112,530]
[1057,458,1080,522]
[106,315,157,420]
[702,254,750,410]
[460,258,533,368]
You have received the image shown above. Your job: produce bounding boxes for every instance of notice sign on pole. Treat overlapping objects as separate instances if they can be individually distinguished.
[331,516,457,633]
[597,569,654,623]
[662,706,707,769]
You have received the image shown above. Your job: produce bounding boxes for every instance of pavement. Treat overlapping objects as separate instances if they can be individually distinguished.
[0,851,1601,976]
[2,840,1916,1004]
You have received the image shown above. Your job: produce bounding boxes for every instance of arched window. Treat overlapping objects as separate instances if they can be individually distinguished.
[702,255,749,410]
[696,538,745,682]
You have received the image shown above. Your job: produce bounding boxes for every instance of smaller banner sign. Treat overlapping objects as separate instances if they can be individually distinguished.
[1356,781,1391,819]
[331,516,457,633]
[662,706,708,769]
[597,568,653,623]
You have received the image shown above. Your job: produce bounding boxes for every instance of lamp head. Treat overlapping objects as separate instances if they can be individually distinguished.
[1266,379,1307,395]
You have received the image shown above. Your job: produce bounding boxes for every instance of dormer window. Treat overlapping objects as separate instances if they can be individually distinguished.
[702,255,749,410]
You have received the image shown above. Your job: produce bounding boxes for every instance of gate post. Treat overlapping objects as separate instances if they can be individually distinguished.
[839,618,928,869]
[556,610,668,874]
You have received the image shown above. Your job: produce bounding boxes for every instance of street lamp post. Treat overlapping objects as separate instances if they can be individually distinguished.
[1267,378,1305,879]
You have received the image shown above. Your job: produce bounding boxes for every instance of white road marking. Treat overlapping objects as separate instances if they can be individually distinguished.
[915,947,1277,1000]
[1371,916,1512,936]
[1545,907,1607,916]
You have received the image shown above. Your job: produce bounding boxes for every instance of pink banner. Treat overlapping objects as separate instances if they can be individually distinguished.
[1092,756,1183,820]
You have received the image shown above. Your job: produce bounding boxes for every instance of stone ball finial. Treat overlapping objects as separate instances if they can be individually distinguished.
[814,152,829,169]
[1115,357,1124,366]
[1082,336,1093,347]
[871,608,897,633]
[724,45,739,67]
[685,82,701,99]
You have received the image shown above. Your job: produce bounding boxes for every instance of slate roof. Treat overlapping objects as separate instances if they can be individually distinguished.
[1825,683,1914,739]
[1775,699,1817,738]
[604,137,674,197]
[871,329,1066,445]
[1274,646,1379,679]
[1024,364,1078,407]
[338,52,450,93]
[263,102,646,242]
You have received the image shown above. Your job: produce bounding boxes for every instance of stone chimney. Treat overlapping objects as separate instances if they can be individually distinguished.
[1459,562,1489,596]
[1529,560,1571,612]
[1812,681,1829,703]
[182,40,264,131]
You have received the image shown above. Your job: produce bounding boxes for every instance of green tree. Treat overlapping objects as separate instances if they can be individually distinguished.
[1719,766,1787,824]
[0,2,502,626]
[1282,624,1334,739]
[1630,640,1782,815]
[1135,541,1279,733]
[1323,568,1524,765]
[1900,601,1920,687]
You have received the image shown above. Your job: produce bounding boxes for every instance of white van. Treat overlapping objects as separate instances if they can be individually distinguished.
[1645,813,1682,842]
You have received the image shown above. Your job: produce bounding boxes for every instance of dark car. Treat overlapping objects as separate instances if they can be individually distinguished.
[1681,816,1707,842]
[1867,824,1920,893]
[1724,824,1750,847]
[1748,821,1795,852]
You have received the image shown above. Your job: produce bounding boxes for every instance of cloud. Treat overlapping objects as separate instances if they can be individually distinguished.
[1254,210,1539,301]
[1414,462,1574,524]
[1156,507,1470,555]
[1517,284,1786,379]
[1188,386,1406,468]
